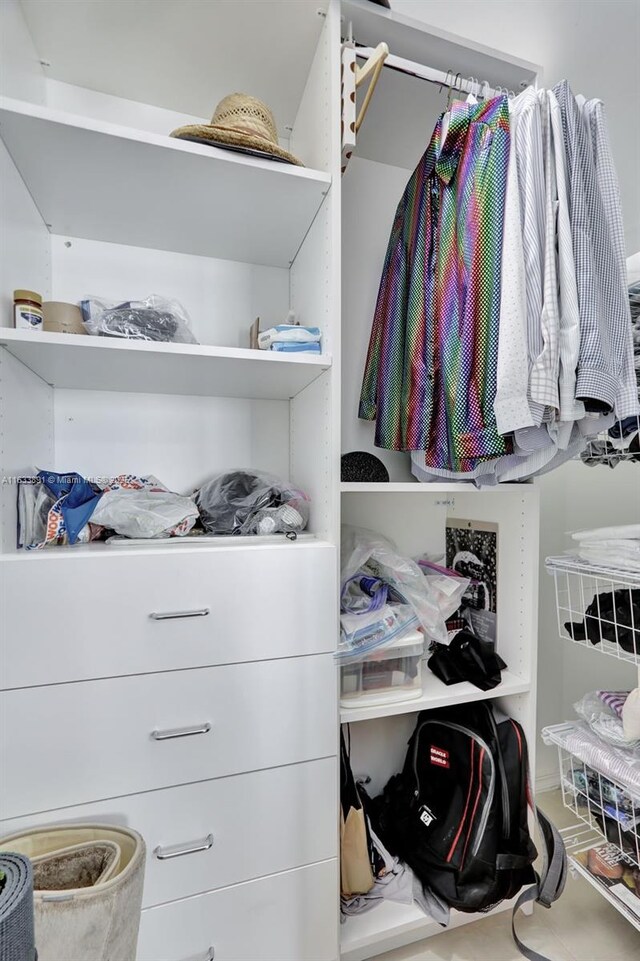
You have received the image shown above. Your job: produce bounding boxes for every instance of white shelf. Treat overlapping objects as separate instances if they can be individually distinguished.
[340,896,514,961]
[0,97,331,268]
[340,670,530,722]
[340,482,533,493]
[341,482,474,493]
[1,536,329,562]
[0,328,331,400]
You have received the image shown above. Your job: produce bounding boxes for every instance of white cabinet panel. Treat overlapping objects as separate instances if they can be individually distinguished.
[0,656,337,818]
[136,860,338,961]
[0,543,336,688]
[0,758,337,908]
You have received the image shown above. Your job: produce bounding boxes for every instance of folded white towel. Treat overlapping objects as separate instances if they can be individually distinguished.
[571,524,640,542]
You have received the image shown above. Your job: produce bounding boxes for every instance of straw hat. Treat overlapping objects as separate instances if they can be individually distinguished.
[171,93,303,166]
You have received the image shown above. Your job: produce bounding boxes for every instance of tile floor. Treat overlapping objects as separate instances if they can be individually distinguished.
[375,790,640,961]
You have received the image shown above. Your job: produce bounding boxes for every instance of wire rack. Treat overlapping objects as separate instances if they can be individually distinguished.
[544,723,640,929]
[545,556,640,667]
[580,414,640,467]
[544,723,640,866]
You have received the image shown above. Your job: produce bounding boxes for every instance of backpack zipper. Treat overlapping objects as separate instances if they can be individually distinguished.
[411,720,495,858]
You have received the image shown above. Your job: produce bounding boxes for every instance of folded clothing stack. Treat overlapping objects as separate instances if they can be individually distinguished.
[571,523,640,573]
[258,325,321,354]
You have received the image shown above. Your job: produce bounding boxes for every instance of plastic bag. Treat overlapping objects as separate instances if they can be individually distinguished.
[341,526,453,645]
[18,470,104,549]
[80,294,198,344]
[91,475,198,538]
[338,605,421,664]
[195,469,310,536]
[18,478,56,548]
[574,691,639,749]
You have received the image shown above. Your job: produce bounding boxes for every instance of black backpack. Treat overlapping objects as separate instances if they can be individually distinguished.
[374,702,566,960]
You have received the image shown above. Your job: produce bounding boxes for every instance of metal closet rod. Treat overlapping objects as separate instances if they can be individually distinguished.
[354,45,518,100]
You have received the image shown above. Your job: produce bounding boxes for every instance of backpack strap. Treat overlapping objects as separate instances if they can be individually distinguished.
[511,805,568,961]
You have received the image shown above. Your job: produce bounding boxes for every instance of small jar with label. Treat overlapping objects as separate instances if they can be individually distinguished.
[14,290,43,331]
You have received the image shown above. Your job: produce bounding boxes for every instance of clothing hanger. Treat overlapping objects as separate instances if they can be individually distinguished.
[481,80,491,101]
[448,72,462,108]
[439,71,455,149]
[466,76,478,105]
[354,41,389,133]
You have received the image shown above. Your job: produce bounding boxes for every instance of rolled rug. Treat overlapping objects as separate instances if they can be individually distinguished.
[0,853,36,961]
[0,825,145,961]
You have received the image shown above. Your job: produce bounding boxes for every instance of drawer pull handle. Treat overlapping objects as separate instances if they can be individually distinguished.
[154,833,214,860]
[150,608,210,620]
[151,723,211,741]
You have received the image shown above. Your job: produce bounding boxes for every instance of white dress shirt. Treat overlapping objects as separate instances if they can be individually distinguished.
[493,103,534,435]
[548,89,584,423]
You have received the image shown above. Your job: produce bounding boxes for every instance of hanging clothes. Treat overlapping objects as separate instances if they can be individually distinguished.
[358,95,511,471]
[553,80,633,415]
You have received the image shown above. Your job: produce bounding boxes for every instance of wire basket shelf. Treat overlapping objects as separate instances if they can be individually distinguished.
[545,556,640,667]
[544,723,640,870]
[580,414,640,467]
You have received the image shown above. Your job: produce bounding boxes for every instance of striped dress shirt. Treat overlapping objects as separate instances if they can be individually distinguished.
[548,89,584,423]
[553,80,633,412]
[582,97,638,419]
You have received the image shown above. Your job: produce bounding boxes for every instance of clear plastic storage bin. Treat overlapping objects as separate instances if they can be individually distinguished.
[340,630,424,709]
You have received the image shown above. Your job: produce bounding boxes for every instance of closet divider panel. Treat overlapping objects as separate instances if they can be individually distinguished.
[0,350,53,554]
[0,0,46,104]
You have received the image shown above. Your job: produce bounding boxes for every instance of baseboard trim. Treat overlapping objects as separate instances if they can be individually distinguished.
[535,771,561,794]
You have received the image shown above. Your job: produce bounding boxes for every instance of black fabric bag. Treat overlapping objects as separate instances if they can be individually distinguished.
[428,630,507,690]
[373,703,567,961]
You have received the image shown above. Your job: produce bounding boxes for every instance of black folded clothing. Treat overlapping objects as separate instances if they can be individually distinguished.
[565,588,640,654]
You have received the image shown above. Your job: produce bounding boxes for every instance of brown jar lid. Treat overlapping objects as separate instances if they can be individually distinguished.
[14,289,42,305]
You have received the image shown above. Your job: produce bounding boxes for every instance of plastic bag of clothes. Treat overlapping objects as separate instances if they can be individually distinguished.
[80,294,198,344]
[195,469,309,536]
[340,526,459,654]
[18,471,198,548]
[91,475,198,539]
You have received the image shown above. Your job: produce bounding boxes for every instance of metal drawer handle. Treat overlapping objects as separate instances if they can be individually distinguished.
[151,723,211,741]
[154,833,214,861]
[150,608,210,620]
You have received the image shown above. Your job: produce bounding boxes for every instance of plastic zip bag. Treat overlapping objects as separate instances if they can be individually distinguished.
[195,469,310,536]
[341,526,455,645]
[80,294,198,344]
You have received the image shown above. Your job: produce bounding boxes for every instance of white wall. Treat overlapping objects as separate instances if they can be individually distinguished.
[392,0,640,253]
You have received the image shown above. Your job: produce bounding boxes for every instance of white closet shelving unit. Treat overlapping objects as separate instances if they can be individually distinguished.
[0,1,546,959]
[544,556,640,932]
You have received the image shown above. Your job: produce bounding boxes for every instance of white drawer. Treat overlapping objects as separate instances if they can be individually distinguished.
[0,542,336,688]
[136,860,338,961]
[0,758,337,907]
[0,656,337,818]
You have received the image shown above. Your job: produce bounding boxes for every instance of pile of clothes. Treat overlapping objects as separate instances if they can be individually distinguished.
[570,523,640,574]
[17,469,310,549]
